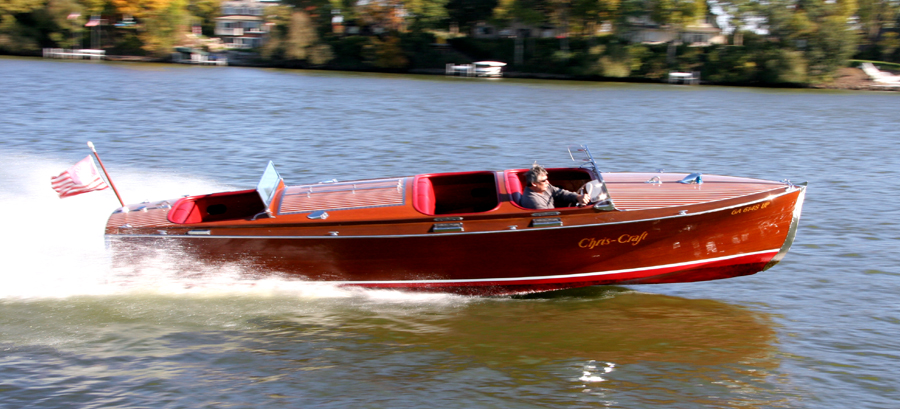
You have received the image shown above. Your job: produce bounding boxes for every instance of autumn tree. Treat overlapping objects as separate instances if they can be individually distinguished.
[263,8,333,65]
[107,0,190,55]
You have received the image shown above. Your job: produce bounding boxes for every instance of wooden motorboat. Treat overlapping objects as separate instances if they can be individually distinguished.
[104,145,806,295]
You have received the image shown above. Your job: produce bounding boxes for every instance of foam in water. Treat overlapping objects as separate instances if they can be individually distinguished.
[0,152,467,304]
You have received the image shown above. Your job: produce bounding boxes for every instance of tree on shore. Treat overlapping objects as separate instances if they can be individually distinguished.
[762,0,859,80]
[570,0,621,36]
[446,0,497,32]
[1,0,56,52]
[855,0,900,61]
[263,8,334,65]
[3,0,899,85]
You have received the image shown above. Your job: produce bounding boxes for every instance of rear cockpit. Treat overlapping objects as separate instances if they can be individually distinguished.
[166,161,282,224]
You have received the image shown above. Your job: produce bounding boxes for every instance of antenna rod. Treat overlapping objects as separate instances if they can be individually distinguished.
[87,141,125,208]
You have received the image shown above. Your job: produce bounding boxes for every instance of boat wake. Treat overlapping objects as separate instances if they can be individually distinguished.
[0,152,466,304]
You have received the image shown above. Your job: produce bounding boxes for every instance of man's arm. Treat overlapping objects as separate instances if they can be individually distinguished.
[550,186,589,206]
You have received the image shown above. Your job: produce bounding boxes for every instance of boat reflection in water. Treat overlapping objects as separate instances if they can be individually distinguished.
[246,286,783,407]
[105,145,806,295]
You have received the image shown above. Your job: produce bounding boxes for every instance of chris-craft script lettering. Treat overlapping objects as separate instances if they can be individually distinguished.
[579,232,649,249]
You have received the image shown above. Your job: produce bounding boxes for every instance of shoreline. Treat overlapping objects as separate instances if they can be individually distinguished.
[16,53,900,92]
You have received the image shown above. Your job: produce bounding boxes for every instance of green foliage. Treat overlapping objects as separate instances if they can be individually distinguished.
[649,0,706,27]
[446,0,497,31]
[0,0,50,53]
[0,0,45,14]
[0,15,41,53]
[570,0,621,36]
[397,31,457,68]
[187,0,219,36]
[698,45,757,83]
[405,0,449,31]
[138,0,189,56]
[804,16,859,80]
[321,32,449,70]
[627,43,667,78]
[448,36,514,61]
[761,0,861,81]
[578,41,630,77]
[106,29,144,54]
[493,0,551,26]
[370,35,409,68]
[756,49,807,84]
[325,35,371,69]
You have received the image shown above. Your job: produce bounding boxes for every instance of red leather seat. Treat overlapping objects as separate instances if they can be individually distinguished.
[413,176,435,215]
[167,197,202,224]
[504,170,525,206]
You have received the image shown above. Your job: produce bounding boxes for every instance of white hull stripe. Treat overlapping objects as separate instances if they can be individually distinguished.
[331,249,780,285]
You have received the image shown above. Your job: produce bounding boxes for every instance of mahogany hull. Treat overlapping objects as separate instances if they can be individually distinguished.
[106,180,805,296]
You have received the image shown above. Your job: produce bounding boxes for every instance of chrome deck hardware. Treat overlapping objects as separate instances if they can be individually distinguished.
[531,217,563,228]
[679,173,703,184]
[434,216,463,222]
[433,222,464,233]
[308,210,329,220]
[593,200,616,211]
[251,210,274,220]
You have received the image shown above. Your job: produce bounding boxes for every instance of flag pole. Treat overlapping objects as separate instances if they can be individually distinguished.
[87,141,126,208]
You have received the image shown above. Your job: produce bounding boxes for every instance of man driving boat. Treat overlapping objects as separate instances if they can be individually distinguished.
[519,164,590,209]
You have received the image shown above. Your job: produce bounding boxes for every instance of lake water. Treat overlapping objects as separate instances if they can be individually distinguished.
[1,56,898,408]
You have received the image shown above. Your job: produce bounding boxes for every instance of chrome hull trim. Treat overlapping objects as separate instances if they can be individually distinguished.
[763,185,806,271]
[109,187,800,240]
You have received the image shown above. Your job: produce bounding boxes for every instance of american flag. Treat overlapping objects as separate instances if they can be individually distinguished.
[51,156,109,198]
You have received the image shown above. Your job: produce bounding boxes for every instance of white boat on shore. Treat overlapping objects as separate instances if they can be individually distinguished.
[860,62,900,85]
[446,61,507,78]
[668,71,700,85]
[42,48,105,60]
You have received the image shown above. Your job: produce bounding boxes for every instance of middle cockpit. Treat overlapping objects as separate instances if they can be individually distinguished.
[411,167,596,216]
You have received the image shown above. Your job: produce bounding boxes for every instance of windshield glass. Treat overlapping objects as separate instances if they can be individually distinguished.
[256,161,281,206]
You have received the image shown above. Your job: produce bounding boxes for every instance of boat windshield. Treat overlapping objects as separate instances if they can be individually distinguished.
[256,161,281,206]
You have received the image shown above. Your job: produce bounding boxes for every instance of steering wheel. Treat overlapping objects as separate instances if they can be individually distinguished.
[576,183,594,207]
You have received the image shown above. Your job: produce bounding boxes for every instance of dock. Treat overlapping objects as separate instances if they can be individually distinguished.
[668,71,700,85]
[171,48,228,66]
[43,48,105,60]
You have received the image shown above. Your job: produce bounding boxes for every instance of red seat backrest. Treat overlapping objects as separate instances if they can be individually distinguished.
[504,170,525,206]
[167,197,203,224]
[412,176,435,215]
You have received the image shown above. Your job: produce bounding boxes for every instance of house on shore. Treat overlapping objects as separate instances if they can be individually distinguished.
[621,14,726,46]
[467,14,723,46]
[214,0,277,49]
